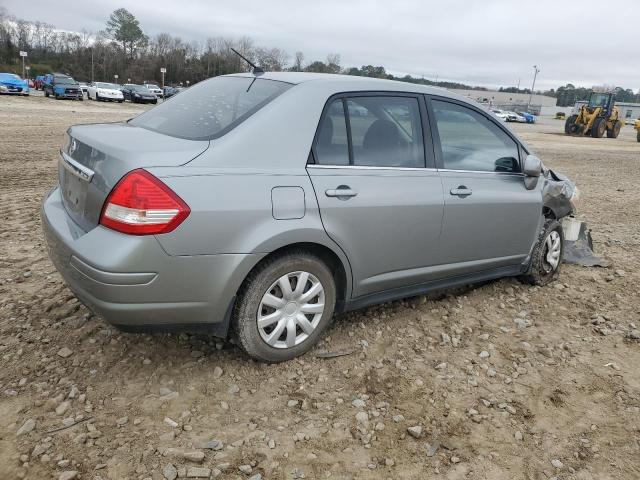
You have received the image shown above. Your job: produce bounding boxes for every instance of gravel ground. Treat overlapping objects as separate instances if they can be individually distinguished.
[1,94,639,480]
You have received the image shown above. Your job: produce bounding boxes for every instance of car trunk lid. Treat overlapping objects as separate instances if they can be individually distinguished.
[59,122,209,232]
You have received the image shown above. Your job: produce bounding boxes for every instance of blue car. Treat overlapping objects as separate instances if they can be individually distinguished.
[517,111,536,123]
[0,73,30,96]
[43,73,83,100]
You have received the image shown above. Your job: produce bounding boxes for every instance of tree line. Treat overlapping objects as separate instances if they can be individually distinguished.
[1,6,638,105]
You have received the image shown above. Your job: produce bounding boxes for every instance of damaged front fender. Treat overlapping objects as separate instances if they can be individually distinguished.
[542,168,579,219]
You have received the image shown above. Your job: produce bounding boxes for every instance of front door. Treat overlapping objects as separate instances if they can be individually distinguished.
[307,95,444,298]
[428,97,542,276]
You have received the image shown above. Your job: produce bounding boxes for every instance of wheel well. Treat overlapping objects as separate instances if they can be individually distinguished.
[238,242,349,311]
[542,206,557,219]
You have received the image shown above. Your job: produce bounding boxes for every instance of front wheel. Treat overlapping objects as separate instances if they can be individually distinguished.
[591,117,606,138]
[606,120,622,138]
[520,219,564,286]
[564,114,578,134]
[233,251,336,362]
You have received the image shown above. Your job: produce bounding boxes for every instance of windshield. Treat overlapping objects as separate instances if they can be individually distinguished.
[130,76,292,141]
[96,82,119,89]
[55,76,77,85]
[589,93,609,108]
[129,85,150,92]
[146,84,160,89]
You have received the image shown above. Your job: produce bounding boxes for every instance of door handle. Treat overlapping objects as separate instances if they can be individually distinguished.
[450,186,472,197]
[326,186,358,199]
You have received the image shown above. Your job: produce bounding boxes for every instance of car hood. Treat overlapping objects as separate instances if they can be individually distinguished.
[0,75,27,88]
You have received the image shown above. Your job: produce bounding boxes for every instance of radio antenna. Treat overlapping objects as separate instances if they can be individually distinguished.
[230,48,264,75]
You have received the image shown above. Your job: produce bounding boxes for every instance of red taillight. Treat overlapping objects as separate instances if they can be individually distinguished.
[99,169,190,235]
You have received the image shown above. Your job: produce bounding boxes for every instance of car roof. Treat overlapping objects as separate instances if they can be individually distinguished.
[225,71,464,100]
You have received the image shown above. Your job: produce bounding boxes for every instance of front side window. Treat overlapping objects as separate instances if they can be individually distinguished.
[432,100,520,173]
[130,76,291,140]
[314,95,425,168]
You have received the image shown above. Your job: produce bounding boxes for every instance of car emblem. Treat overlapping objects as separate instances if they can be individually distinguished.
[69,139,77,156]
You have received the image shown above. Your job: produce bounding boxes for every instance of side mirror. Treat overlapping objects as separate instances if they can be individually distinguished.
[523,154,542,190]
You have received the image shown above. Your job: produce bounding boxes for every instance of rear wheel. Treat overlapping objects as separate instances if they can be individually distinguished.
[564,114,578,134]
[233,251,336,362]
[520,219,563,286]
[591,117,606,138]
[606,120,622,138]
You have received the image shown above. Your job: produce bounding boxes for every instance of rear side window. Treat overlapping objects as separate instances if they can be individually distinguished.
[314,100,350,166]
[432,100,520,173]
[314,95,426,168]
[130,76,291,141]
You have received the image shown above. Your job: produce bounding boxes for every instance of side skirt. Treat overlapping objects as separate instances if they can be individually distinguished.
[344,265,525,312]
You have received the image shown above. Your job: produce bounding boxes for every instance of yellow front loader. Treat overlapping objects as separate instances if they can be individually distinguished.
[635,119,640,142]
[565,92,624,138]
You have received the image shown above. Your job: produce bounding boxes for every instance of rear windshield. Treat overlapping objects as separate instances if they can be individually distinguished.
[129,76,291,140]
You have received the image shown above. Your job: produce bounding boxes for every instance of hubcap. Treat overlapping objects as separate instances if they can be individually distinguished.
[257,271,325,349]
[543,230,562,272]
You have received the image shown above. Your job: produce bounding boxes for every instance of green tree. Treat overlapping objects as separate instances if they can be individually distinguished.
[103,8,148,58]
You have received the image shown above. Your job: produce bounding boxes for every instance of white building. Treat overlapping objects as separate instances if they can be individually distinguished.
[449,89,558,115]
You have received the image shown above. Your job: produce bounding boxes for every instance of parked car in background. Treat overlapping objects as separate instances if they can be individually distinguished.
[42,72,576,362]
[505,111,526,123]
[490,109,509,121]
[43,73,83,100]
[0,73,29,95]
[78,82,89,97]
[121,84,158,104]
[517,111,536,123]
[143,83,163,97]
[35,75,45,90]
[162,86,180,98]
[87,82,124,102]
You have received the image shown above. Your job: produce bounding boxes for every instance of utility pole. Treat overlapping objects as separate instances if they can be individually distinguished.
[160,67,166,99]
[527,65,540,112]
[91,48,94,83]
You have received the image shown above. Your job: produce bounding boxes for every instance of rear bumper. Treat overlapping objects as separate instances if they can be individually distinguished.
[41,187,262,335]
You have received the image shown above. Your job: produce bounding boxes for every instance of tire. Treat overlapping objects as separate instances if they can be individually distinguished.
[233,251,337,362]
[591,117,606,138]
[606,120,622,138]
[45,89,49,98]
[118,99,123,103]
[564,114,578,134]
[95,92,100,101]
[520,219,564,286]
[637,131,640,143]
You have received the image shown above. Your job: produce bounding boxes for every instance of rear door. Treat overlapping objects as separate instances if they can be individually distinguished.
[307,93,444,298]
[427,96,542,275]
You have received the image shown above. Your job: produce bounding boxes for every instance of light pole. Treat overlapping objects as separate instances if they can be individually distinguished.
[114,74,119,86]
[527,65,540,112]
[160,67,166,98]
[91,48,94,83]
[19,51,27,78]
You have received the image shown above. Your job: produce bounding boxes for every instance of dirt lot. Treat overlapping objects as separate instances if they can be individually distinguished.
[1,93,639,480]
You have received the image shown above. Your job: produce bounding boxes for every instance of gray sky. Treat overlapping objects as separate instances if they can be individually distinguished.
[3,0,639,91]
